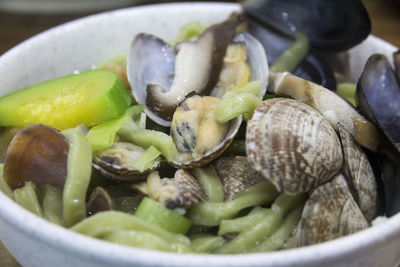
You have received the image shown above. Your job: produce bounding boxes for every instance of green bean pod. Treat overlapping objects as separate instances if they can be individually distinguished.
[270,32,310,73]
[191,235,226,253]
[13,181,43,217]
[39,184,63,225]
[71,211,190,245]
[249,203,304,252]
[191,166,224,202]
[218,207,266,235]
[62,128,92,227]
[187,180,279,226]
[102,230,192,253]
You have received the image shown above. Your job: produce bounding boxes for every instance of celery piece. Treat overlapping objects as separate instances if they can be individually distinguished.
[171,21,207,45]
[86,104,144,151]
[215,92,261,123]
[135,197,192,235]
[191,166,224,202]
[132,145,161,172]
[270,32,310,73]
[125,129,179,162]
[0,164,13,199]
[337,83,357,107]
[14,181,43,217]
[231,80,261,96]
[62,128,92,227]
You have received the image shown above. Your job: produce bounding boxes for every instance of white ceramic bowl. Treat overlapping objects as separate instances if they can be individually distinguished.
[0,2,399,267]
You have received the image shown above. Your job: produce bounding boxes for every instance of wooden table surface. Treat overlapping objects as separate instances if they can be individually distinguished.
[0,0,399,266]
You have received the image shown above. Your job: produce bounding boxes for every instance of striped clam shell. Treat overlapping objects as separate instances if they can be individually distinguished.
[246,98,343,194]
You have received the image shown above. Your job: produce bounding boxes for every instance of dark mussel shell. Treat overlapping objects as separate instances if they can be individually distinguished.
[242,0,371,52]
[356,54,400,152]
[248,17,336,90]
[394,50,400,78]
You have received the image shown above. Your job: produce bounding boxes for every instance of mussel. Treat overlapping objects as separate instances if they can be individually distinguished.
[356,53,400,152]
[242,0,371,52]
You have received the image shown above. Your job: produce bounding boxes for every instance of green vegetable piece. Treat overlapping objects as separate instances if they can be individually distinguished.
[191,235,226,253]
[113,196,143,214]
[125,129,179,162]
[270,32,310,73]
[215,92,261,123]
[171,21,207,45]
[62,128,92,227]
[218,207,266,235]
[86,105,145,151]
[215,193,305,254]
[232,80,261,95]
[135,197,192,235]
[191,166,224,202]
[102,229,192,253]
[0,164,13,199]
[0,69,132,130]
[249,203,304,252]
[337,83,357,107]
[187,180,279,226]
[71,210,190,245]
[132,145,161,172]
[39,184,63,226]
[13,181,43,217]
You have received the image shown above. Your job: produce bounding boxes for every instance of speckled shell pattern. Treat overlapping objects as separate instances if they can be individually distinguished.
[246,98,343,194]
[294,174,368,246]
[338,123,378,221]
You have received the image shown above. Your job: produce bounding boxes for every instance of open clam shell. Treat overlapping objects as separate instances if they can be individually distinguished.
[93,142,160,183]
[246,98,343,194]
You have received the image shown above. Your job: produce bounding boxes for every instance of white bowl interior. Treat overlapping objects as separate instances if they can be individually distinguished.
[0,2,399,267]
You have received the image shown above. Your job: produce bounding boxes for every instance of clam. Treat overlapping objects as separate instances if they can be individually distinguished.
[394,50,400,77]
[93,142,160,183]
[291,174,368,247]
[127,14,269,127]
[213,156,264,201]
[242,0,371,52]
[133,170,208,209]
[86,186,117,216]
[338,123,378,221]
[268,71,380,151]
[3,124,69,189]
[356,54,400,153]
[169,95,242,168]
[246,98,343,194]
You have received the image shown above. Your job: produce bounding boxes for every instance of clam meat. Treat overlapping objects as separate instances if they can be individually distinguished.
[246,98,343,194]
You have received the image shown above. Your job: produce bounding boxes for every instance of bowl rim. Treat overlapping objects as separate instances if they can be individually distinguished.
[0,2,399,266]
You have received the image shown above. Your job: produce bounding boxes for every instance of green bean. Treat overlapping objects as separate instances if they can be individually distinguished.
[0,164,13,199]
[191,235,226,253]
[102,230,192,253]
[270,32,310,73]
[191,166,224,202]
[62,128,92,227]
[187,180,279,226]
[71,211,190,245]
[336,83,357,107]
[39,184,63,225]
[214,193,305,254]
[13,181,43,217]
[171,21,206,45]
[218,207,267,235]
[249,203,303,252]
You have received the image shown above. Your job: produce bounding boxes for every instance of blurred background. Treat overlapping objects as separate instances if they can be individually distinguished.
[0,0,399,55]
